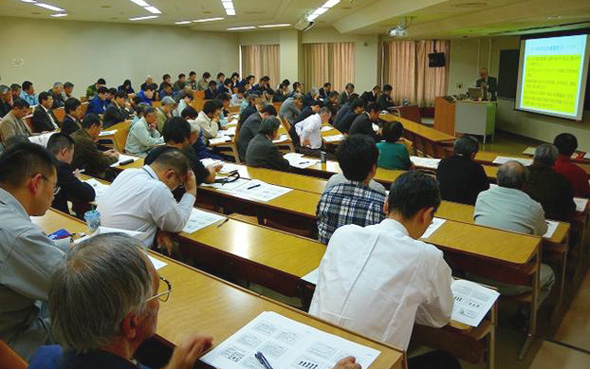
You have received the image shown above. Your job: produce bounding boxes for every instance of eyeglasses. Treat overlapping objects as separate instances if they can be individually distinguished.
[146,276,172,303]
[41,175,60,195]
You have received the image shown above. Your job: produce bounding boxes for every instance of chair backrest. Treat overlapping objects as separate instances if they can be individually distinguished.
[398,105,421,123]
[194,90,205,99]
[23,114,34,133]
[80,101,89,116]
[52,107,65,123]
[190,99,205,112]
[0,340,27,369]
[109,120,131,153]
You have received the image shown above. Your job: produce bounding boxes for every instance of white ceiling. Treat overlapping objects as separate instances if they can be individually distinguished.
[1,0,589,38]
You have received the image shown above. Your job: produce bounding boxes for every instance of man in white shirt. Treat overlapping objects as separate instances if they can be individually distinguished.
[295,107,331,156]
[97,148,196,251]
[310,171,460,369]
[194,100,221,144]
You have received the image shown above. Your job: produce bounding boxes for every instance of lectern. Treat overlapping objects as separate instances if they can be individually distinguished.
[434,97,496,143]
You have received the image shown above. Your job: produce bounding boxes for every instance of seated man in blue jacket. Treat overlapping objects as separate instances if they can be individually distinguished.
[86,86,109,115]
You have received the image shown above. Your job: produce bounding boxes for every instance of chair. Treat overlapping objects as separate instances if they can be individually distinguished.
[107,120,131,153]
[0,340,27,369]
[212,120,241,163]
[194,90,205,99]
[80,101,89,116]
[190,99,205,112]
[52,107,65,124]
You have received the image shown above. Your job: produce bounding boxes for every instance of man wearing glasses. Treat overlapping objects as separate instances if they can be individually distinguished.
[0,142,69,360]
[97,148,196,253]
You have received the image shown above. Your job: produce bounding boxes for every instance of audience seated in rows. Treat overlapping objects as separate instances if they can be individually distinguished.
[349,102,381,142]
[85,78,105,99]
[125,106,164,157]
[237,104,277,161]
[280,93,303,127]
[61,98,83,136]
[333,96,363,134]
[103,91,130,128]
[553,133,590,197]
[338,83,355,106]
[377,121,412,170]
[296,107,332,157]
[194,100,221,144]
[71,114,119,179]
[0,99,31,141]
[245,116,292,172]
[32,92,59,133]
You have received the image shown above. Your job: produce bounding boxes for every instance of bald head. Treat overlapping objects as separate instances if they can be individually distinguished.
[497,161,528,190]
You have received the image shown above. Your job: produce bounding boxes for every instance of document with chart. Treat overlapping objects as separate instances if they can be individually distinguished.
[201,311,381,369]
[451,279,499,327]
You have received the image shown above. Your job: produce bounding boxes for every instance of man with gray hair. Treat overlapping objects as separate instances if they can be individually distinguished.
[29,233,361,369]
[303,87,320,108]
[28,233,214,369]
[155,96,176,133]
[49,82,65,109]
[280,93,303,126]
[474,161,554,306]
[525,143,575,221]
[0,84,12,117]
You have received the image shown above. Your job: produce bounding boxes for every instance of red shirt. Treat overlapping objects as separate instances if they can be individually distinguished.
[553,155,590,198]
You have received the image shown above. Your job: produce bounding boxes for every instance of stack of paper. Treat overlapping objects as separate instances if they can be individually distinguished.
[522,147,536,156]
[284,153,320,169]
[323,134,345,143]
[584,152,590,160]
[410,156,441,170]
[321,126,334,132]
[574,197,588,212]
[83,178,110,201]
[209,136,232,145]
[110,154,139,167]
[421,217,446,239]
[492,156,533,166]
[218,127,237,136]
[273,134,290,143]
[201,311,381,369]
[219,163,242,174]
[148,255,167,271]
[200,158,222,168]
[99,130,118,137]
[543,220,559,239]
[28,132,55,147]
[182,208,226,234]
[451,279,499,327]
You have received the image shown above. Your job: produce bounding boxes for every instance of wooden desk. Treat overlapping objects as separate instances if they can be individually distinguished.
[380,114,455,158]
[33,209,406,369]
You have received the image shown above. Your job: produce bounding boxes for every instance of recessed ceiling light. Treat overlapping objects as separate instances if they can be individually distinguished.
[227,26,256,31]
[144,6,161,14]
[193,17,224,23]
[21,0,37,3]
[258,24,291,28]
[129,0,150,7]
[307,0,340,22]
[51,13,68,17]
[221,0,236,16]
[175,21,191,25]
[34,3,65,12]
[129,15,158,21]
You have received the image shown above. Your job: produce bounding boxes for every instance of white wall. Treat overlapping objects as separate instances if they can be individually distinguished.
[448,36,590,151]
[0,16,240,95]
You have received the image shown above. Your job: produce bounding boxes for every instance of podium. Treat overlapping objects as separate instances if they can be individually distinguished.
[434,97,496,143]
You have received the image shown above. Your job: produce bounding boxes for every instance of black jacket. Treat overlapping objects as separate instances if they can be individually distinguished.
[237,113,262,162]
[62,115,82,136]
[349,113,378,141]
[377,94,394,110]
[239,105,258,125]
[52,161,96,214]
[103,102,129,128]
[360,91,378,104]
[525,164,576,221]
[436,155,489,205]
[32,105,58,133]
[245,134,291,172]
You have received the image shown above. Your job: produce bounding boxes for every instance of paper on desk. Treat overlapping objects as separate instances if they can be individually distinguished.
[219,163,242,174]
[323,134,345,143]
[284,153,320,169]
[110,154,139,167]
[74,226,144,244]
[238,180,293,202]
[273,134,290,143]
[147,255,167,271]
[321,126,334,132]
[182,208,226,234]
[574,197,588,212]
[543,220,559,239]
[28,132,55,147]
[421,217,446,239]
[200,311,381,369]
[451,279,499,327]
[522,147,536,156]
[410,156,441,170]
[492,156,532,166]
[83,178,110,201]
[209,136,232,145]
[200,158,222,168]
[218,127,237,136]
[584,152,590,160]
[99,130,117,137]
[301,268,319,285]
[202,177,250,191]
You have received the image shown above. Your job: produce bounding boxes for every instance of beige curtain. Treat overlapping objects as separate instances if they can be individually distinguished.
[416,40,450,106]
[382,40,450,107]
[303,42,355,92]
[241,44,280,86]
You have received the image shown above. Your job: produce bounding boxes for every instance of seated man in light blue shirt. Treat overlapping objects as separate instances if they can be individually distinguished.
[474,161,555,310]
[20,80,38,106]
[125,106,164,157]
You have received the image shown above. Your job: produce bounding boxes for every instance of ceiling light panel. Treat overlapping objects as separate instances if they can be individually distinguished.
[227,26,256,31]
[258,24,291,28]
[307,0,340,22]
[129,15,159,21]
[128,0,163,17]
[221,0,236,16]
[193,17,225,23]
[34,3,65,12]
[51,13,68,17]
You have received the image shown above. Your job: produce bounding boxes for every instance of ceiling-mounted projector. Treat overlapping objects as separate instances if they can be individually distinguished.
[295,17,315,32]
[388,24,407,37]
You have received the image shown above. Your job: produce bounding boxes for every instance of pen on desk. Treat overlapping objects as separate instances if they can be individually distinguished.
[216,218,229,228]
[298,161,309,165]
[247,184,261,190]
[255,352,274,369]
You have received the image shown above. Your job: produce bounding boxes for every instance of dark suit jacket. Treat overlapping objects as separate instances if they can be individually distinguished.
[50,91,65,109]
[62,115,82,136]
[303,93,318,108]
[319,88,331,100]
[349,113,378,141]
[245,134,291,172]
[476,77,498,101]
[436,155,490,205]
[377,94,394,110]
[360,91,378,104]
[32,105,58,133]
[239,105,258,125]
[103,102,129,128]
[335,109,359,134]
[71,129,118,179]
[293,106,314,125]
[525,164,576,221]
[204,88,216,100]
[237,113,262,161]
[0,100,11,118]
[52,160,96,214]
